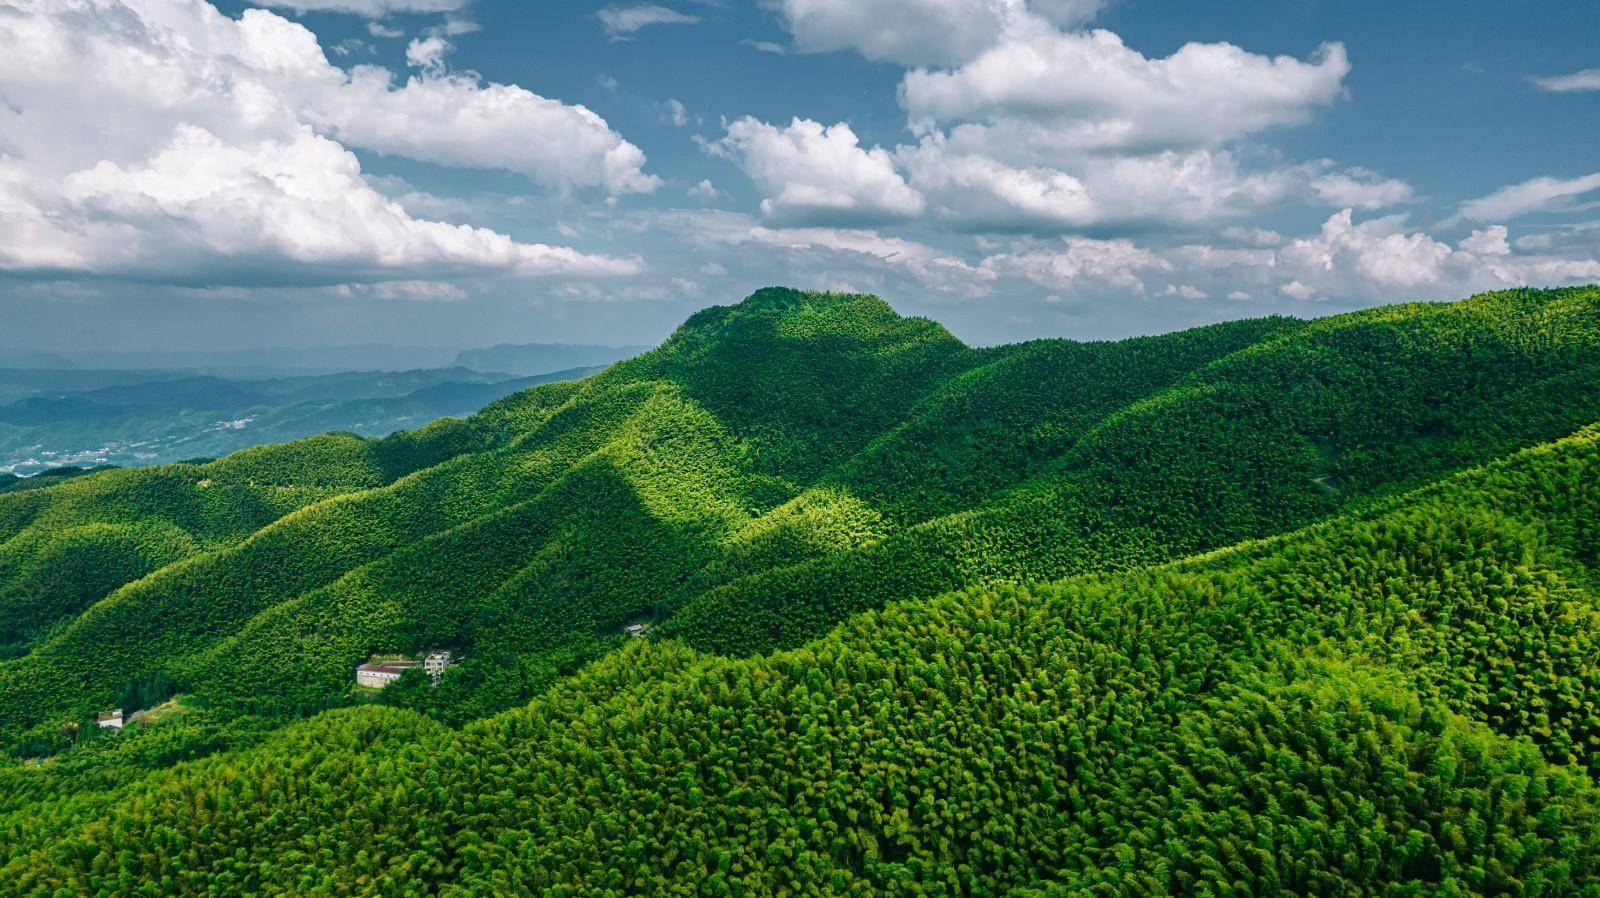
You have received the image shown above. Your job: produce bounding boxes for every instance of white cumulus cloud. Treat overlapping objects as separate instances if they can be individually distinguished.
[1280,210,1453,290]
[324,67,661,195]
[671,209,994,296]
[774,0,1110,67]
[737,5,1393,237]
[404,34,451,70]
[1189,212,1600,307]
[253,0,464,15]
[1309,168,1416,210]
[980,236,1170,291]
[1,124,637,284]
[710,118,926,226]
[775,0,1013,67]
[1459,226,1511,256]
[901,28,1350,153]
[899,141,1375,231]
[689,179,723,203]
[0,0,652,285]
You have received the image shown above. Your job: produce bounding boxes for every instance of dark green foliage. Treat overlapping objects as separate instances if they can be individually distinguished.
[2,286,1600,895]
[666,287,1600,655]
[0,466,109,496]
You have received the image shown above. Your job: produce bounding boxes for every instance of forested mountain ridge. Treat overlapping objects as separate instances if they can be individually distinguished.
[1,285,1599,895]
[3,286,1599,747]
[4,405,1600,895]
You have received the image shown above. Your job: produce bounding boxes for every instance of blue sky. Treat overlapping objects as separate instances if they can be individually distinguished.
[2,0,1597,352]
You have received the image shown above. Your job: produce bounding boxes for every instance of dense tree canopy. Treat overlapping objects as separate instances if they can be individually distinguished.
[1,285,1599,895]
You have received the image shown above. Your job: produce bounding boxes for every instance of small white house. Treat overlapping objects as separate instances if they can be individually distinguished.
[623,622,652,639]
[96,709,124,730]
[424,651,453,684]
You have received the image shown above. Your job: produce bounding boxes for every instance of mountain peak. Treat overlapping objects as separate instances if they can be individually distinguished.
[670,287,956,347]
[596,288,971,481]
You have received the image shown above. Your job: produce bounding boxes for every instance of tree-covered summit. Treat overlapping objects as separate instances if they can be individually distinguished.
[2,285,1600,895]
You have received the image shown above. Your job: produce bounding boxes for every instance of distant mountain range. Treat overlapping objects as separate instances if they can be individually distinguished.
[0,365,601,476]
[0,339,647,476]
[0,345,462,375]
[0,341,645,377]
[450,342,648,376]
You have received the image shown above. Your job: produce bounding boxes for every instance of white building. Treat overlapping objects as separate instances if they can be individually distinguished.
[424,651,452,684]
[96,709,124,730]
[355,660,421,689]
[355,651,454,689]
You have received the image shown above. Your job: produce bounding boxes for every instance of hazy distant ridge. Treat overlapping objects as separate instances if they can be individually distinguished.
[0,365,601,475]
[451,342,646,375]
[0,342,645,377]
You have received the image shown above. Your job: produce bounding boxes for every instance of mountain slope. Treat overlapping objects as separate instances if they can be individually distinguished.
[667,287,1600,653]
[3,419,1598,895]
[1,287,1599,754]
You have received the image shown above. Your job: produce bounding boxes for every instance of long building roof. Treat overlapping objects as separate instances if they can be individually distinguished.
[357,661,422,675]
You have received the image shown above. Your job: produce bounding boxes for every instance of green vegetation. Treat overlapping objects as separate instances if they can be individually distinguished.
[1,285,1599,895]
[0,466,109,496]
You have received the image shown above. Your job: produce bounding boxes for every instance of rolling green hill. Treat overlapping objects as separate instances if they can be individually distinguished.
[4,399,1600,896]
[1,285,1599,895]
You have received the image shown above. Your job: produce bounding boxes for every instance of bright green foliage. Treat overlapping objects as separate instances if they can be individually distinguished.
[5,286,1600,738]
[2,285,1600,894]
[665,288,1600,655]
[3,423,1600,895]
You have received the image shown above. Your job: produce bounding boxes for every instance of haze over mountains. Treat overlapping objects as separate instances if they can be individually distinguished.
[0,345,465,377]
[2,286,1599,894]
[0,343,643,477]
[451,343,652,377]
[0,342,645,378]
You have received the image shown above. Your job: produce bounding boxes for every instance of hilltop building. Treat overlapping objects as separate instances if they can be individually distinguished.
[96,709,124,730]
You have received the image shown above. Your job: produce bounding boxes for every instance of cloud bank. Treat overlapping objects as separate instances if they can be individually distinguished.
[0,0,651,286]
